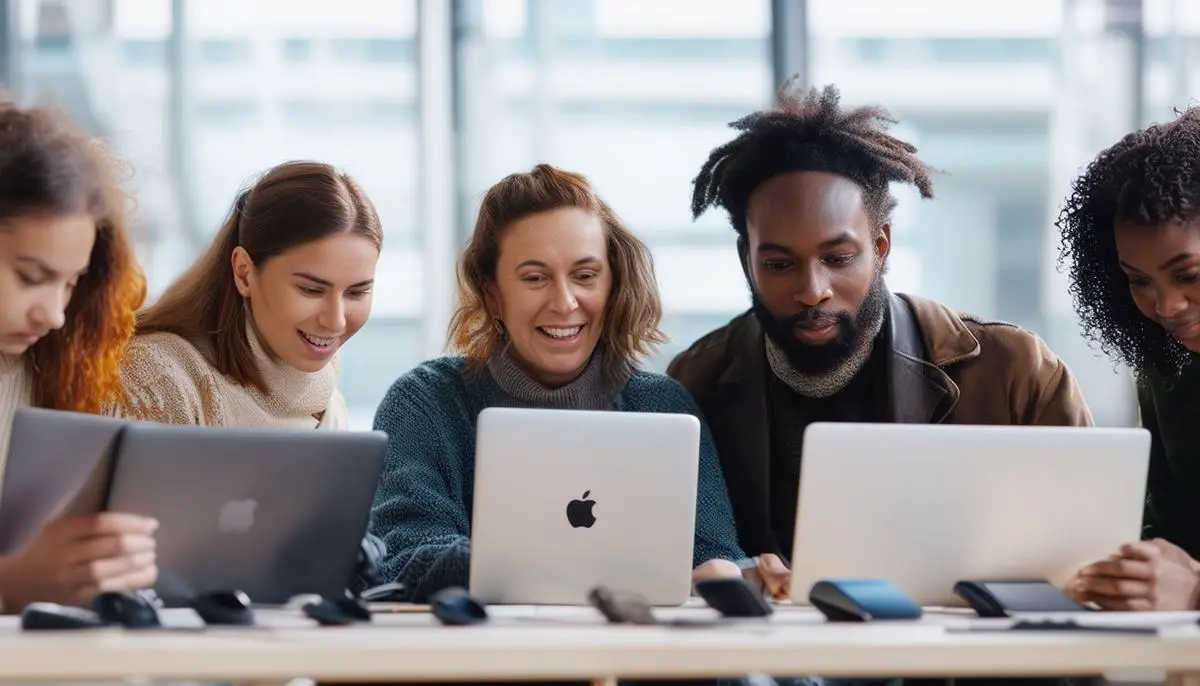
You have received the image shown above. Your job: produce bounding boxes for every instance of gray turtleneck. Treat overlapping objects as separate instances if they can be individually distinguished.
[485,347,623,411]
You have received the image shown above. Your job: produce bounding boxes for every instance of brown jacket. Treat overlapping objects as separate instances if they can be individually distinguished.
[666,291,1094,556]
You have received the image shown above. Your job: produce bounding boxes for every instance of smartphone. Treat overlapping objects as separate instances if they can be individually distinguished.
[953,580,1089,617]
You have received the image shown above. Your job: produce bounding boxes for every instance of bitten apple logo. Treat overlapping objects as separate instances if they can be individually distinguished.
[565,490,596,528]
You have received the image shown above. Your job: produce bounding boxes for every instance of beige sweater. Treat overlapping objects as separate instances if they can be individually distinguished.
[116,329,348,430]
[0,354,32,477]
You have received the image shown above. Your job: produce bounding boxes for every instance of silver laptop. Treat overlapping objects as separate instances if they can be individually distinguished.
[0,408,127,555]
[469,407,701,606]
[788,423,1151,607]
[104,422,388,606]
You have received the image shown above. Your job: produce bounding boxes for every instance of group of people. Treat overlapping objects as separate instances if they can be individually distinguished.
[0,72,1198,638]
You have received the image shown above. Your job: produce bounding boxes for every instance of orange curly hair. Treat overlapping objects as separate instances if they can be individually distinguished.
[0,100,146,413]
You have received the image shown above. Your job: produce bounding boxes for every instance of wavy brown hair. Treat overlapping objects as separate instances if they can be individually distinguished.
[135,161,382,394]
[449,163,666,382]
[0,99,146,413]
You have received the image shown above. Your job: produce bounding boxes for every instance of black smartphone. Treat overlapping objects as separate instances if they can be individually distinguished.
[953,580,1089,617]
[694,578,774,618]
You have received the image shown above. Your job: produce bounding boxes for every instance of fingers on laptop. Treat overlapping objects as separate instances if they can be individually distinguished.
[1074,538,1200,611]
[51,513,159,603]
[756,554,791,600]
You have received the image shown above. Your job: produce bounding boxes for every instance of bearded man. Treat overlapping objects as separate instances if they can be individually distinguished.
[668,80,1094,600]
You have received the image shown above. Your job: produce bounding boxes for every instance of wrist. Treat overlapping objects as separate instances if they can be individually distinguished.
[1189,556,1200,610]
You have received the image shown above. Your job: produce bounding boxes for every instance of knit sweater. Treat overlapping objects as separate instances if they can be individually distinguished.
[0,354,31,480]
[114,330,348,428]
[369,354,746,602]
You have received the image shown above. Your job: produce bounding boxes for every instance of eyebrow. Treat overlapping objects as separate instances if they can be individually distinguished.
[16,256,64,279]
[292,272,374,288]
[1119,252,1198,273]
[757,232,856,254]
[515,256,603,269]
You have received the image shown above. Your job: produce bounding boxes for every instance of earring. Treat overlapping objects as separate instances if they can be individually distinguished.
[493,319,506,340]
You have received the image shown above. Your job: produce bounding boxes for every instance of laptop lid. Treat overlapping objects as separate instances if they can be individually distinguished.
[788,422,1151,607]
[468,407,700,606]
[0,408,126,556]
[104,423,388,605]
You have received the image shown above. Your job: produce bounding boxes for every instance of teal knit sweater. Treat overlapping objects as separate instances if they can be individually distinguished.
[369,355,747,602]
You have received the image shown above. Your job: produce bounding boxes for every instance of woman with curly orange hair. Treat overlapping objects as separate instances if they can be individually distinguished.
[0,99,158,612]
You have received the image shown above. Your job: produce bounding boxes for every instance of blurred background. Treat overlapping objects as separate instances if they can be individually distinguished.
[0,0,1191,428]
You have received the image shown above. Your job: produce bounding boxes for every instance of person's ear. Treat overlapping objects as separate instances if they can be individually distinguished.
[231,247,255,298]
[874,223,892,262]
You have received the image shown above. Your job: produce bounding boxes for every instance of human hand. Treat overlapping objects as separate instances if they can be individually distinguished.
[0,512,158,611]
[691,558,743,585]
[1071,538,1200,611]
[752,553,790,601]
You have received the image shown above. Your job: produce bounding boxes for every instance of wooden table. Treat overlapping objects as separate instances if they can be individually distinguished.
[0,605,1195,685]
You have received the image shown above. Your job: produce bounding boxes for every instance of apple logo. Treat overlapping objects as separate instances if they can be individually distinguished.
[566,490,596,528]
[217,499,257,534]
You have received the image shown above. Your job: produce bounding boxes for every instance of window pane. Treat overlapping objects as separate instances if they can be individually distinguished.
[808,0,1139,426]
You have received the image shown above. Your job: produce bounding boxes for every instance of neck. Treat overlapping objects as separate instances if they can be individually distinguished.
[766,309,887,398]
[243,316,338,421]
[486,346,624,410]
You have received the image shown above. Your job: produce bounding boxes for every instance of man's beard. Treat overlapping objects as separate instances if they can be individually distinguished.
[751,274,888,375]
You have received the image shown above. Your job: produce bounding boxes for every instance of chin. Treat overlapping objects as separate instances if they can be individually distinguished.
[0,341,32,356]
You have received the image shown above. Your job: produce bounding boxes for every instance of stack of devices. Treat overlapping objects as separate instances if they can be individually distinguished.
[0,408,388,606]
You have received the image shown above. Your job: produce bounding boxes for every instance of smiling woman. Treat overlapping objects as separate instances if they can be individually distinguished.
[1057,105,1200,613]
[368,163,747,604]
[113,160,382,428]
[110,159,388,593]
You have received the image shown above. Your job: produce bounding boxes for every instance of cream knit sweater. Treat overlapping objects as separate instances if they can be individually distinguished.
[0,354,32,476]
[115,328,348,429]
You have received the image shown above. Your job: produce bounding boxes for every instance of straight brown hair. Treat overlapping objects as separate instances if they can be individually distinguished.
[136,160,382,394]
[448,163,666,382]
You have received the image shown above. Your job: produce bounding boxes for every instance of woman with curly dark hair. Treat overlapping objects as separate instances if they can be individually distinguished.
[0,99,157,612]
[1057,106,1200,611]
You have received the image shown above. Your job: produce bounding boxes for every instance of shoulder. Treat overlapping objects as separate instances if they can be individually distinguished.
[957,312,1063,370]
[121,332,216,390]
[665,311,754,391]
[621,371,700,413]
[376,356,470,418]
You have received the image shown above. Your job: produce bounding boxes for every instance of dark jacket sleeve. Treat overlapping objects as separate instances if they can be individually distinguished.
[657,379,747,566]
[1138,378,1177,543]
[369,370,472,602]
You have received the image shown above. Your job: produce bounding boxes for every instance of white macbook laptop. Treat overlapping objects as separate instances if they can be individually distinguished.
[469,407,701,606]
[788,423,1151,607]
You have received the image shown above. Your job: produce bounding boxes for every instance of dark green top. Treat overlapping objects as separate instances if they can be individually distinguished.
[1138,360,1200,558]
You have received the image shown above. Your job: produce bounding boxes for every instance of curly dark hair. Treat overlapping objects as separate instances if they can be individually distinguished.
[1055,106,1200,378]
[691,77,936,238]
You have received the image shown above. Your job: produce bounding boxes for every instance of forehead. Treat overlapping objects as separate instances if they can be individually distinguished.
[1114,218,1200,269]
[0,213,95,272]
[746,171,871,245]
[498,207,607,265]
[267,233,379,273]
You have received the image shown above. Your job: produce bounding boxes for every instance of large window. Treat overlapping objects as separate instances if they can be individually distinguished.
[4,0,1162,428]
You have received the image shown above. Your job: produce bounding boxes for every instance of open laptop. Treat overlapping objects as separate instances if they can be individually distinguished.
[104,422,388,606]
[0,408,127,555]
[469,407,701,606]
[788,423,1151,608]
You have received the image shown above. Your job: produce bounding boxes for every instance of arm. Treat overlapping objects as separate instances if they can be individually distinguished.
[109,340,206,425]
[659,381,746,567]
[1015,333,1094,426]
[1137,378,1180,545]
[369,374,472,603]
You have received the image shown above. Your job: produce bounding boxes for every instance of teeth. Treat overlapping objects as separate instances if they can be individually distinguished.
[301,332,337,347]
[541,326,582,339]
